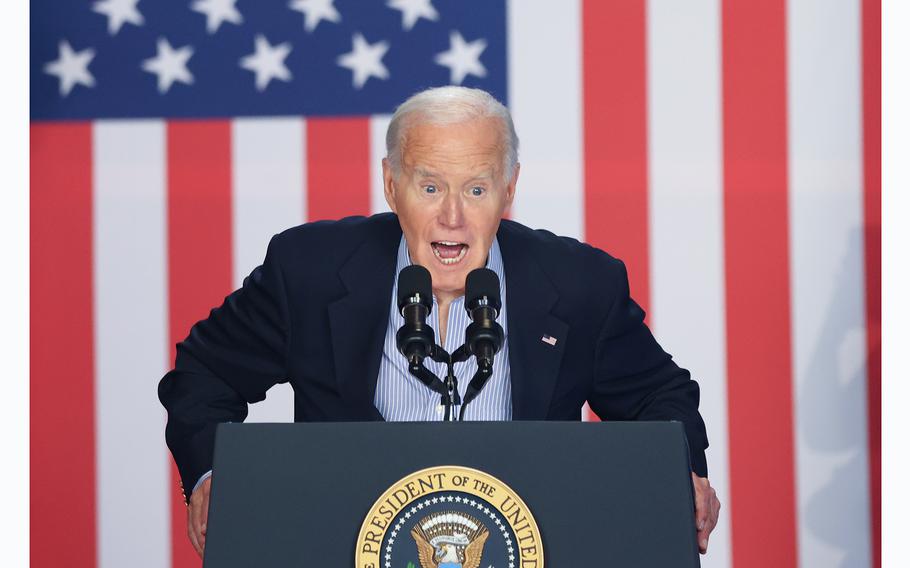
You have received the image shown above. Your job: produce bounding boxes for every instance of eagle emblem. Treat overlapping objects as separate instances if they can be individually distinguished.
[411,510,489,568]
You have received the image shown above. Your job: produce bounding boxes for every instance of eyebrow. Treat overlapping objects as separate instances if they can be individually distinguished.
[412,167,495,183]
[413,167,438,179]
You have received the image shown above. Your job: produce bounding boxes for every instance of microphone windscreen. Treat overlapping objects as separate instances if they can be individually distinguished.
[466,268,501,312]
[397,265,433,311]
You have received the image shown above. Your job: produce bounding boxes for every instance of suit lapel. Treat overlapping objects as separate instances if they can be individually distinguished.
[498,222,569,420]
[327,215,401,419]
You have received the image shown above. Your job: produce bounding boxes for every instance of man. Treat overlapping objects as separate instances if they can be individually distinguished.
[159,86,721,558]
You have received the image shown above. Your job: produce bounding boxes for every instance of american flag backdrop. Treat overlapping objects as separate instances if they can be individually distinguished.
[30,0,881,567]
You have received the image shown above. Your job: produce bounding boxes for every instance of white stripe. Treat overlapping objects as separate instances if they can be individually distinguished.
[232,117,305,423]
[645,2,731,566]
[93,120,171,568]
[371,115,393,214]
[506,0,584,240]
[786,1,872,565]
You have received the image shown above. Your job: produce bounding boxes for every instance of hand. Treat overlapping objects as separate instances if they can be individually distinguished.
[187,476,212,558]
[692,473,720,554]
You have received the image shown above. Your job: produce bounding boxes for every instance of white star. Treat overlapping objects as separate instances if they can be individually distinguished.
[142,38,194,94]
[44,40,96,97]
[240,35,292,91]
[434,30,487,85]
[387,0,438,31]
[92,0,144,35]
[191,0,243,34]
[289,0,341,32]
[337,33,389,89]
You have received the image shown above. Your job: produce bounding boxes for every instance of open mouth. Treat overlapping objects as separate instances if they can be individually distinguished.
[431,241,469,265]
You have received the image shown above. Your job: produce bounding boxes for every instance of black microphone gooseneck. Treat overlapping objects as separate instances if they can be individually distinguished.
[459,268,505,420]
[395,266,459,420]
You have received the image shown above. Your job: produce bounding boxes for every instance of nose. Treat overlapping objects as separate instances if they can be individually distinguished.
[438,191,465,228]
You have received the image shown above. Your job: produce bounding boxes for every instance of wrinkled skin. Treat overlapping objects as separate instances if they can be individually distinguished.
[383,116,517,341]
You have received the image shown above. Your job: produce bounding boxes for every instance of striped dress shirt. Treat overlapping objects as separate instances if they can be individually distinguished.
[374,236,512,422]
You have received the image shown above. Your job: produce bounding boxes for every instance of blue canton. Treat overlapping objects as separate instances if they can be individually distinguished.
[31,0,508,120]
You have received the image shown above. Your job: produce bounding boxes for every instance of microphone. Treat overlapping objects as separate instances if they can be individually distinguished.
[464,268,505,368]
[396,265,435,364]
[396,265,460,420]
[458,268,505,420]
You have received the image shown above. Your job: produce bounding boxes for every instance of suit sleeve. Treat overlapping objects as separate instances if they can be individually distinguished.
[586,259,709,477]
[158,234,291,500]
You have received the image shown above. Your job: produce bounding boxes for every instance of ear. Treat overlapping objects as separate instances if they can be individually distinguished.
[382,158,397,214]
[504,162,520,210]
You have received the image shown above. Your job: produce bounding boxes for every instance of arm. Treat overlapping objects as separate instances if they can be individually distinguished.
[158,233,291,501]
[586,259,709,476]
[586,258,718,553]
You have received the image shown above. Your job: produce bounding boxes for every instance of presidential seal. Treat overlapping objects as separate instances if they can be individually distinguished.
[356,466,543,568]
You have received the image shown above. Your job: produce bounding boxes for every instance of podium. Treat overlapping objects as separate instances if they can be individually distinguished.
[203,421,700,567]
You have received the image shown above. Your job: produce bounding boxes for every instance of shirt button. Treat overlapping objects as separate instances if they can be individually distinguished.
[436,404,444,417]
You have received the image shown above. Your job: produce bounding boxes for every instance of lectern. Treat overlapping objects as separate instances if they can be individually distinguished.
[203,421,700,567]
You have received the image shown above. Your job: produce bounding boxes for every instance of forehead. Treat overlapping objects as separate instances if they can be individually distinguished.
[401,117,504,175]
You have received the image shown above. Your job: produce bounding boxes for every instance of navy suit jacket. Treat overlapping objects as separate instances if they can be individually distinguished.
[159,213,709,498]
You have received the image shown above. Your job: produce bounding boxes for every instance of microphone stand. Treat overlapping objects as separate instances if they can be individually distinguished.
[404,338,499,422]
[407,344,463,421]
[446,344,496,422]
[430,345,461,421]
[458,361,493,422]
[407,342,498,422]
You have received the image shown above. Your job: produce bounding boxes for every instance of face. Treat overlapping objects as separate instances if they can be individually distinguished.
[383,117,518,302]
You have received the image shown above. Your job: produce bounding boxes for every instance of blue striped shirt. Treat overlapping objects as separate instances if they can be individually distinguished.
[374,236,512,421]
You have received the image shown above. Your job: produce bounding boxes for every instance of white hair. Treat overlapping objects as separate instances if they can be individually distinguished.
[385,86,519,182]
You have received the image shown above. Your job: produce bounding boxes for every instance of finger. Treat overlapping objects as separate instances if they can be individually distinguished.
[695,515,710,554]
[198,518,207,552]
[694,495,708,532]
[199,496,210,536]
[691,475,714,544]
[200,478,213,534]
[187,510,203,557]
[188,496,207,558]
[704,487,719,523]
[200,487,212,553]
[708,495,721,532]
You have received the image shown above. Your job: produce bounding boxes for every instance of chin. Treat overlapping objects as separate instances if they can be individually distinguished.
[429,272,467,295]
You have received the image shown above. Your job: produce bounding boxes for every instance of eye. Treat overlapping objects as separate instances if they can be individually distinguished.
[424,185,437,194]
[470,186,485,196]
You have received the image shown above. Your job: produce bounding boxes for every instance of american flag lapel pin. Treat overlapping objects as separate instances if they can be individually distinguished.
[541,334,557,346]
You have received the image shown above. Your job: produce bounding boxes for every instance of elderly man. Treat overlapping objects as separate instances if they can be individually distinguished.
[159,86,721,558]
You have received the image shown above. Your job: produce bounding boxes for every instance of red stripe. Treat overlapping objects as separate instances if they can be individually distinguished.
[582,0,650,421]
[722,1,798,566]
[30,123,97,567]
[306,117,372,221]
[582,0,650,314]
[167,120,234,568]
[861,0,881,565]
